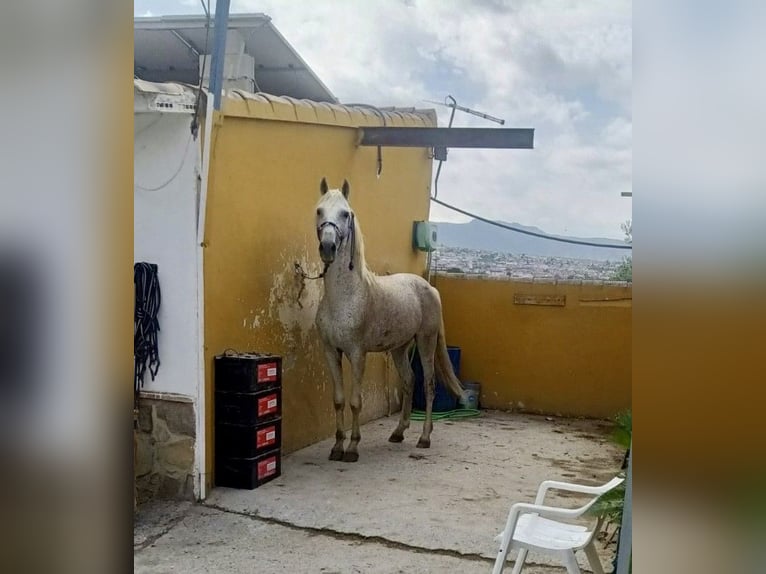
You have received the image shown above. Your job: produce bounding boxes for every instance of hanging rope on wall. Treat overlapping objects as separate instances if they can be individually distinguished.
[134,262,162,399]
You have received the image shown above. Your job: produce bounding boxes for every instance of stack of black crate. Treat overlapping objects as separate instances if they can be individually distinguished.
[214,352,283,489]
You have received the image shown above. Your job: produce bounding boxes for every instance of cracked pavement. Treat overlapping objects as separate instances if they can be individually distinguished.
[135,411,622,573]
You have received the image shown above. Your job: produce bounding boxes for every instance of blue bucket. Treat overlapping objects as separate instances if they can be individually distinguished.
[411,346,461,412]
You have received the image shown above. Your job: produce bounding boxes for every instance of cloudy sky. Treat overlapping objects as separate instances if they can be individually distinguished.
[135,0,632,239]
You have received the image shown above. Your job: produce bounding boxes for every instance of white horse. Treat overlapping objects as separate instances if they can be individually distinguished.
[314,178,463,462]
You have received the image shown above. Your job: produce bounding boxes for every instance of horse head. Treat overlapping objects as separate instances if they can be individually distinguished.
[316,177,354,268]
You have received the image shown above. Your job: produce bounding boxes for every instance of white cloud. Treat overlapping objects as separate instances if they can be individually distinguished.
[228,0,632,236]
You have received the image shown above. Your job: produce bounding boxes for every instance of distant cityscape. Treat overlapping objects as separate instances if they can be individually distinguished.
[431,246,628,282]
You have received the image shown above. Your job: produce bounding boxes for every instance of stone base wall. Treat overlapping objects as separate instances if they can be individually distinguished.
[135,393,196,503]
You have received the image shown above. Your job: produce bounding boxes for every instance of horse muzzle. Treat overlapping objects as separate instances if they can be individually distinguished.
[319,239,337,263]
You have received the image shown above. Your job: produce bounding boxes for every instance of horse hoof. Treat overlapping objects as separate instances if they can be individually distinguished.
[416,438,431,449]
[342,451,359,463]
[388,432,404,443]
[329,449,344,461]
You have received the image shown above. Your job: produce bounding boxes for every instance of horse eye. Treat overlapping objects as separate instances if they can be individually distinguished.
[341,210,349,219]
[316,208,322,216]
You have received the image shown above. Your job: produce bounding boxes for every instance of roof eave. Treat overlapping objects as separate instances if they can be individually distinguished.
[134,13,271,31]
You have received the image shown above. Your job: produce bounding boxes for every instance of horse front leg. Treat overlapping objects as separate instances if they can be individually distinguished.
[344,349,367,462]
[323,344,346,461]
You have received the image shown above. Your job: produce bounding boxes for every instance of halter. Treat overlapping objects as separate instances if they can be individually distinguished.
[317,213,355,272]
[294,211,356,308]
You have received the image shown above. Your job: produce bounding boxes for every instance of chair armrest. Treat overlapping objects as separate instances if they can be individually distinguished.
[534,476,624,505]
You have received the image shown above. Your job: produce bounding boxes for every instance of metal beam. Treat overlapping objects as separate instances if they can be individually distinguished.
[358,127,534,149]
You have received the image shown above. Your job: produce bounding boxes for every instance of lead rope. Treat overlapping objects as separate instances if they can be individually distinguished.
[294,261,329,309]
[348,213,355,271]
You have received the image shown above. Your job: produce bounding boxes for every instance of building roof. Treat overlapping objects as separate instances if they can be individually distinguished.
[134,13,337,103]
[134,79,197,114]
[133,79,437,128]
[222,91,437,127]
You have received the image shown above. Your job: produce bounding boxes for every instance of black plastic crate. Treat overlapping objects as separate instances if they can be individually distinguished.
[214,352,282,392]
[216,418,282,459]
[215,449,282,490]
[215,387,282,426]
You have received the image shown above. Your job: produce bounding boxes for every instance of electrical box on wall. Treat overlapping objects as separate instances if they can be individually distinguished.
[412,221,438,252]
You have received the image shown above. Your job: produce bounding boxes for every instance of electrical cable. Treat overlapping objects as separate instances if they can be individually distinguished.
[423,94,628,252]
[430,196,632,250]
[134,134,193,191]
[134,114,163,137]
[427,95,458,281]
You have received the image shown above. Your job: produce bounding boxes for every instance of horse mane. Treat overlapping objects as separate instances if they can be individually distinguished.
[351,213,376,285]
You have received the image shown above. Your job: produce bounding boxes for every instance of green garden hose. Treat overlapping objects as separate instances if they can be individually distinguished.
[409,408,480,421]
[406,343,480,421]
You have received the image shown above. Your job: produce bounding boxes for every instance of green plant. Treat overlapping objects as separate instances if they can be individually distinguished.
[588,408,631,573]
[611,220,632,282]
[588,410,633,528]
[588,409,630,524]
[589,481,626,524]
[612,409,632,449]
[611,257,632,282]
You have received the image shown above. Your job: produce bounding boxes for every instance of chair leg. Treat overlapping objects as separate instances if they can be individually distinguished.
[510,548,528,574]
[584,542,605,574]
[562,550,582,574]
[491,539,511,574]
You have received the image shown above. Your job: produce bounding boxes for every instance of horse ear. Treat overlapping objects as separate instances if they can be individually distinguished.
[341,179,350,199]
[320,177,329,195]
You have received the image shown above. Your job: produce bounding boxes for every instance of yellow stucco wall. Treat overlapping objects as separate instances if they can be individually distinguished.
[203,99,434,485]
[433,275,631,418]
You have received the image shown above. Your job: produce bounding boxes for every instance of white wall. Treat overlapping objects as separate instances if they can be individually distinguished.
[134,112,199,398]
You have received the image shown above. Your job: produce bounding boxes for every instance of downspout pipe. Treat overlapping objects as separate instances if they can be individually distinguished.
[195,91,214,500]
[196,0,227,494]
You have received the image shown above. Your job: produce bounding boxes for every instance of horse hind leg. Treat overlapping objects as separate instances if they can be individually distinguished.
[415,332,438,449]
[388,343,414,443]
[323,344,345,461]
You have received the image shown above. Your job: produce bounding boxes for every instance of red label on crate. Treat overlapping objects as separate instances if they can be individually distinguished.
[257,456,278,479]
[257,362,279,383]
[256,426,277,449]
[257,393,279,417]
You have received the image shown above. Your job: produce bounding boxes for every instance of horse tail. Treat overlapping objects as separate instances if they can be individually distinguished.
[435,319,464,399]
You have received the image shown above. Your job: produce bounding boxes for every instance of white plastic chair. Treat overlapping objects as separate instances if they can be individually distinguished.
[492,476,624,574]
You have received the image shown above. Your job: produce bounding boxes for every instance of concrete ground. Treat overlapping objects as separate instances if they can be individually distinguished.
[135,411,624,573]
